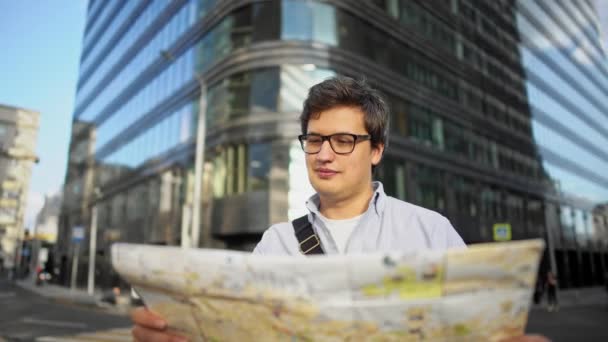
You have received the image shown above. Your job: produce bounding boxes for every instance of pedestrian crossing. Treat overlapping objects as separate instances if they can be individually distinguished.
[36,328,132,342]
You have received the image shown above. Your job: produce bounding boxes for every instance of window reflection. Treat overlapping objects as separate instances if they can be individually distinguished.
[453,176,477,217]
[413,164,445,212]
[282,0,460,102]
[248,143,271,191]
[207,67,281,128]
[211,143,272,198]
[375,157,406,201]
[251,69,280,113]
[95,48,195,151]
[560,205,576,245]
[385,95,539,179]
[212,148,226,198]
[197,0,217,18]
[196,2,280,73]
[77,0,190,115]
[481,187,502,219]
[80,0,138,75]
[282,0,337,45]
[98,101,195,186]
[518,0,608,209]
[82,0,120,52]
[279,64,335,112]
[574,209,587,247]
[371,0,456,54]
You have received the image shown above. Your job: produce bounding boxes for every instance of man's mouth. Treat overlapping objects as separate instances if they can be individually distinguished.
[315,168,338,178]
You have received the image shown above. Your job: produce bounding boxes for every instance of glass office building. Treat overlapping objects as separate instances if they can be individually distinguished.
[516,0,608,288]
[59,0,607,289]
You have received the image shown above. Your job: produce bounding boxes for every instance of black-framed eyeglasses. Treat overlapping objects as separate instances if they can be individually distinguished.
[298,133,372,154]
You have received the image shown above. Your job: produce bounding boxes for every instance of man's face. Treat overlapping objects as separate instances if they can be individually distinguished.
[305,106,384,202]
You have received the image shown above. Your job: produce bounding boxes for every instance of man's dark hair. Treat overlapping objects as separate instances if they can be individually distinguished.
[300,76,390,152]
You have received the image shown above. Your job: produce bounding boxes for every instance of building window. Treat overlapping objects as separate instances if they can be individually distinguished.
[560,205,576,245]
[248,143,271,191]
[207,68,280,128]
[376,157,406,200]
[282,0,337,45]
[100,101,195,185]
[453,176,477,217]
[413,164,445,211]
[212,143,272,198]
[388,97,408,137]
[279,65,335,112]
[574,209,587,247]
[198,3,280,72]
[0,123,8,138]
[481,187,502,219]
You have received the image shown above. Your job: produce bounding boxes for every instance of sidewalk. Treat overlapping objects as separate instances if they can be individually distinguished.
[16,276,607,312]
[15,278,131,315]
[555,286,608,307]
[532,286,608,309]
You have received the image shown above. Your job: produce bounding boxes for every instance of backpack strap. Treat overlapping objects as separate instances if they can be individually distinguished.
[292,215,324,255]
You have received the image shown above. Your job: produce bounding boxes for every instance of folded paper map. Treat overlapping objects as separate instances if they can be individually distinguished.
[111,239,544,341]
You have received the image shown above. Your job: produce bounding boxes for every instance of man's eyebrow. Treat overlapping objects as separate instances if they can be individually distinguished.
[306,132,360,135]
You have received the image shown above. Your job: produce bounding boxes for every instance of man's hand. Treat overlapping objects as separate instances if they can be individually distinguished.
[501,335,551,342]
[130,307,188,342]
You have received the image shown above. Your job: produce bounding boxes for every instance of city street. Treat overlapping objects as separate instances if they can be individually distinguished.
[527,304,608,342]
[0,279,130,341]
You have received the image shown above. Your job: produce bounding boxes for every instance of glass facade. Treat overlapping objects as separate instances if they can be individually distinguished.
[76,1,197,120]
[58,0,607,290]
[516,0,608,287]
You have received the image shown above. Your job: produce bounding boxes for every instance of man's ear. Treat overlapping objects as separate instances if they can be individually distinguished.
[371,143,384,166]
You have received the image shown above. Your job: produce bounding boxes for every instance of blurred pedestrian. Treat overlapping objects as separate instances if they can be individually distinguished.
[533,277,544,305]
[546,271,558,312]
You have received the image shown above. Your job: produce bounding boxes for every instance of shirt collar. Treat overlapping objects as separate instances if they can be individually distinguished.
[305,181,387,219]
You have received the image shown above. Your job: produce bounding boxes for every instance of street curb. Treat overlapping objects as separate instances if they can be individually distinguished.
[13,280,131,316]
[531,286,608,309]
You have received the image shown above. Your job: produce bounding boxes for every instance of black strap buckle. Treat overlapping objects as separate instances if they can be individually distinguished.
[299,234,321,254]
[292,215,324,255]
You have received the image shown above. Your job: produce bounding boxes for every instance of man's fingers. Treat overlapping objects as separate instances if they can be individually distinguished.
[130,307,167,329]
[131,326,188,342]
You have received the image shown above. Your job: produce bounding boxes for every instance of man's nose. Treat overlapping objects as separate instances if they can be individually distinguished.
[316,140,335,161]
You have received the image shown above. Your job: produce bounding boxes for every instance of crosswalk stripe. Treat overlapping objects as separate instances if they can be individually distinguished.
[0,291,16,299]
[36,328,132,342]
[23,317,88,329]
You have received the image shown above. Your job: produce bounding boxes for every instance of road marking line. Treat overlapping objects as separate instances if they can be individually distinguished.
[68,335,131,341]
[36,328,132,342]
[22,317,88,329]
[0,291,16,299]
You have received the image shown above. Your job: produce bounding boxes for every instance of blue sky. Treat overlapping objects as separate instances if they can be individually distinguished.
[0,1,87,228]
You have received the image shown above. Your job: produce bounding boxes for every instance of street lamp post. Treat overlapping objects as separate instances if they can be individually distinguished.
[87,188,101,295]
[190,74,207,248]
[70,241,80,290]
[161,50,207,248]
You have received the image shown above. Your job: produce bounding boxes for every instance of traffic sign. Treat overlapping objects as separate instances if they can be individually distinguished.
[72,225,85,243]
[493,223,512,241]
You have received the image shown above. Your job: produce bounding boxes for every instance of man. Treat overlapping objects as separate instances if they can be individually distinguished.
[254,76,464,255]
[131,76,548,342]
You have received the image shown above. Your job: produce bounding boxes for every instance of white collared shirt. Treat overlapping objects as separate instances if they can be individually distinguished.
[253,182,466,255]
